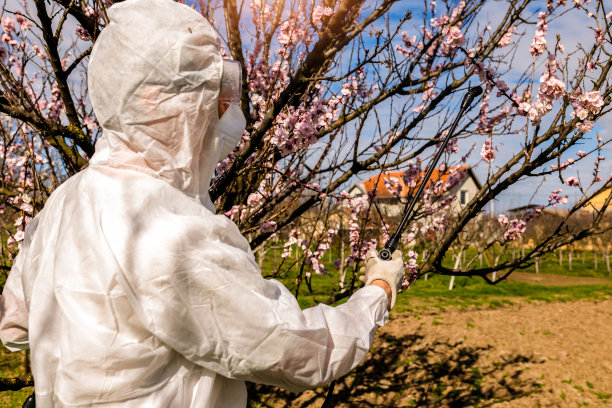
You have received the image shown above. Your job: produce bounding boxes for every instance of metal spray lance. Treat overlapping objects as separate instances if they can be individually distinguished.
[378,85,483,261]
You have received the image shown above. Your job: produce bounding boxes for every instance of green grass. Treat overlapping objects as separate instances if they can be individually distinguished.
[0,349,32,407]
[272,265,612,311]
[260,245,612,310]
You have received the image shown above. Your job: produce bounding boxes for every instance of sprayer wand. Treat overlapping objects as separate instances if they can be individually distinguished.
[378,85,483,261]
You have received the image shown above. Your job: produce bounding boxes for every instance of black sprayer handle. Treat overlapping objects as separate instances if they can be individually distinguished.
[378,86,483,261]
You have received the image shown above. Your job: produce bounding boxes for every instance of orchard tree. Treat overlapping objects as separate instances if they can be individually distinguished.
[0,0,611,393]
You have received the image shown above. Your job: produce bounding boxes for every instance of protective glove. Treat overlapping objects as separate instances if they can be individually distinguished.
[359,249,405,310]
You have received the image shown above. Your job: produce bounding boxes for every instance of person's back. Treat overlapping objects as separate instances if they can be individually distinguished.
[8,167,259,406]
[0,0,404,406]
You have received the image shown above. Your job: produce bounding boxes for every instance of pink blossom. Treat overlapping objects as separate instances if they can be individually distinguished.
[556,43,565,53]
[517,101,531,116]
[1,17,15,34]
[383,175,401,197]
[312,6,333,26]
[402,163,420,188]
[76,27,91,41]
[571,90,604,120]
[450,1,466,20]
[32,43,45,59]
[525,206,544,222]
[529,12,548,56]
[548,189,568,207]
[402,250,419,287]
[503,219,526,241]
[16,194,33,214]
[518,65,566,124]
[576,121,593,133]
[565,176,579,186]
[1,32,16,46]
[498,26,516,47]
[260,221,277,233]
[281,229,301,258]
[14,13,31,31]
[443,26,466,48]
[303,228,338,275]
[395,44,415,57]
[594,27,603,44]
[586,61,595,72]
[278,18,305,47]
[82,115,97,131]
[480,138,495,162]
[577,150,586,158]
[498,214,509,227]
[84,6,96,18]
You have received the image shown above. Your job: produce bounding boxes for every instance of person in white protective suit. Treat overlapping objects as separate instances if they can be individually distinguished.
[0,0,406,406]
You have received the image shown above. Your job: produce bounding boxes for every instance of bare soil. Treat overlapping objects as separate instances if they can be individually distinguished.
[506,271,611,286]
[251,298,612,407]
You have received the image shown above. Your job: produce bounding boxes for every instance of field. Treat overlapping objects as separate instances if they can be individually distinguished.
[0,249,611,407]
[248,248,612,407]
[250,297,612,407]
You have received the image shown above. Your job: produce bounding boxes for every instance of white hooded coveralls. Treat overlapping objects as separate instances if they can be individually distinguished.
[0,0,389,406]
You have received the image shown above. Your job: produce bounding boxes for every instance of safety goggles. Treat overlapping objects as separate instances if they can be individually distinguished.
[219,59,242,104]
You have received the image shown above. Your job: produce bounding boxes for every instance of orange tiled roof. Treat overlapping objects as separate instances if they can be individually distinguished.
[361,165,469,197]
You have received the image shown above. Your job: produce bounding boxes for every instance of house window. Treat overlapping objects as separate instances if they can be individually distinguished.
[460,190,467,205]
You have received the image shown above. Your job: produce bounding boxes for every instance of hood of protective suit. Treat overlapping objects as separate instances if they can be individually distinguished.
[88,0,223,207]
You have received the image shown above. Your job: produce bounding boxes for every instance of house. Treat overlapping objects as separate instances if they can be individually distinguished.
[349,165,481,218]
[585,186,611,212]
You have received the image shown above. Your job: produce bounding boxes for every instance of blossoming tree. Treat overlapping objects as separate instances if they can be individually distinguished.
[0,0,611,316]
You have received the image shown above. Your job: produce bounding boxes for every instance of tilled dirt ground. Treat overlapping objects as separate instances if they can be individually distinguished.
[506,271,612,286]
[251,298,612,407]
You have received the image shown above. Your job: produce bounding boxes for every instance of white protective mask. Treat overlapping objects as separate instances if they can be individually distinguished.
[218,104,246,160]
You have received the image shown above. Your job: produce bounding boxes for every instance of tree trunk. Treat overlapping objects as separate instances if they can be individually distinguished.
[479,253,483,268]
[593,250,598,271]
[582,250,585,264]
[423,249,429,281]
[449,249,463,290]
[257,249,265,269]
[21,350,30,375]
[605,254,610,276]
[339,241,346,291]
[558,248,563,266]
[512,246,516,261]
[535,258,539,274]
[568,250,572,271]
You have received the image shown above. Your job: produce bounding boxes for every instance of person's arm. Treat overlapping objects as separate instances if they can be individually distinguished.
[112,213,390,392]
[0,217,39,351]
[370,279,392,303]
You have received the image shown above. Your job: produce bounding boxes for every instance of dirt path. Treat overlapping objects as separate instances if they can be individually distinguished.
[506,271,611,286]
[252,298,612,407]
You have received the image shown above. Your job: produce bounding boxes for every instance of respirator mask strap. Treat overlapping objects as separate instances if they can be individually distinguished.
[220,59,242,104]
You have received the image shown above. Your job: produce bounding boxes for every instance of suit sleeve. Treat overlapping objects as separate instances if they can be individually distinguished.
[0,217,39,352]
[114,213,389,392]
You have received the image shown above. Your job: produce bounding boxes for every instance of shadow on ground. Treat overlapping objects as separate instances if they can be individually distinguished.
[248,332,545,407]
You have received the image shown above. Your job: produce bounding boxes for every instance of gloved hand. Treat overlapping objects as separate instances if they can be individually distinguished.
[359,250,405,310]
